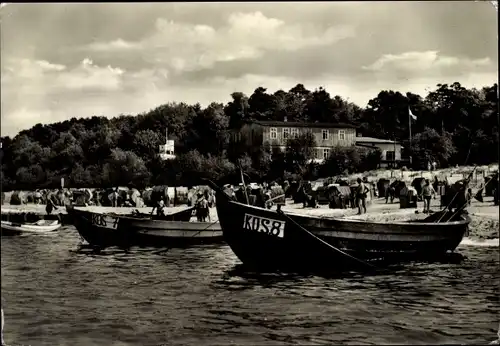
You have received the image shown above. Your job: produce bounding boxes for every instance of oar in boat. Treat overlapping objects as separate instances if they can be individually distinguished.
[275,208,377,271]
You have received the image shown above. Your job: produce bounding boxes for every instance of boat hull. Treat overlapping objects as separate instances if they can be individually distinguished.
[1,210,71,225]
[213,187,470,271]
[68,206,223,249]
[282,212,468,259]
[217,201,366,272]
[1,220,62,236]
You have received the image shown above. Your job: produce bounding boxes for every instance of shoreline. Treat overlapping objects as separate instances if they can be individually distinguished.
[2,197,498,239]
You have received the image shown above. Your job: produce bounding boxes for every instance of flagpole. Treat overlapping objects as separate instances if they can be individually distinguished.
[409,106,412,165]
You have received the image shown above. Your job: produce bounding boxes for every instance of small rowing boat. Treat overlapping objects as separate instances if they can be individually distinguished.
[1,219,62,236]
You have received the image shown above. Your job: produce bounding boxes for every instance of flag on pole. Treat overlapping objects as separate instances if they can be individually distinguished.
[409,106,417,121]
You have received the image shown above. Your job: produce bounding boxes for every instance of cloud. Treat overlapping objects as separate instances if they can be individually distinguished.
[362,51,493,78]
[0,4,497,137]
[83,12,355,73]
[2,57,125,93]
[59,58,124,91]
[1,57,129,135]
[84,39,142,52]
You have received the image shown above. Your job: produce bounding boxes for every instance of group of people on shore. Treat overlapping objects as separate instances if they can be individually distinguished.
[4,170,496,222]
[386,175,490,214]
[222,181,286,210]
[152,187,215,222]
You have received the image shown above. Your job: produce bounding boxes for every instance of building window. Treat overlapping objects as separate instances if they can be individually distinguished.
[322,129,329,140]
[270,127,277,139]
[283,128,290,140]
[386,151,395,161]
[323,148,330,160]
[291,128,299,138]
[338,130,346,141]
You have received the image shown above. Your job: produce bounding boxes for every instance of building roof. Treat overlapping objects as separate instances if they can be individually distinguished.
[252,120,358,129]
[355,136,400,145]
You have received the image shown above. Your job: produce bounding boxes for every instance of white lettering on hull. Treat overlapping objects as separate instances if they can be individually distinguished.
[242,213,285,238]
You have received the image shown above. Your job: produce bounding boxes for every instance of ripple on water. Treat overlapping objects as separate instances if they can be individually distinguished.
[1,226,499,346]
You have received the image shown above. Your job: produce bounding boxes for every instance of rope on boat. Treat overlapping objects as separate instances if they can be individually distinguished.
[184,218,220,239]
[267,194,285,203]
[151,218,221,256]
[436,166,477,223]
[276,209,377,270]
[439,172,497,222]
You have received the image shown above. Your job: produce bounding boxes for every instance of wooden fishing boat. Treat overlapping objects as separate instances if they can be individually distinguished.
[205,179,471,272]
[66,206,223,249]
[1,219,62,236]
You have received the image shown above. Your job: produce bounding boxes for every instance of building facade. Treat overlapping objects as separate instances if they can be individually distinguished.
[355,136,403,168]
[239,120,358,163]
[159,140,176,161]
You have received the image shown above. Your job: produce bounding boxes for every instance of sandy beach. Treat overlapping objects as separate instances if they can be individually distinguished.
[3,196,498,241]
[283,197,499,241]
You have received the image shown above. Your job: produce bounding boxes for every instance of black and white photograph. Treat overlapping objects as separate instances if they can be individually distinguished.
[0,2,499,345]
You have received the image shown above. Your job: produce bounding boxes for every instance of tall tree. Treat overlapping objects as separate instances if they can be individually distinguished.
[225,92,250,129]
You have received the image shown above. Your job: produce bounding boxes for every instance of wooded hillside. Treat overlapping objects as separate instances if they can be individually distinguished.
[1,82,497,190]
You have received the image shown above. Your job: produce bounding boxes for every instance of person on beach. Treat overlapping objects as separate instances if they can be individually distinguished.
[45,191,58,215]
[195,192,209,222]
[356,177,370,215]
[56,189,66,206]
[34,189,42,204]
[466,188,473,206]
[421,179,436,213]
[109,188,119,207]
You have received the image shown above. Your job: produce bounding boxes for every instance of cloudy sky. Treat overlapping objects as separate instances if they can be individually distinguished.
[0,2,498,136]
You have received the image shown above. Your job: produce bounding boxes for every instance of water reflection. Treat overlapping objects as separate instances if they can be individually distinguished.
[1,227,498,346]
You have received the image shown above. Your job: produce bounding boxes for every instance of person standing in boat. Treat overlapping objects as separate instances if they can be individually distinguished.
[155,198,166,217]
[163,186,171,208]
[356,177,369,215]
[207,190,215,208]
[421,179,436,213]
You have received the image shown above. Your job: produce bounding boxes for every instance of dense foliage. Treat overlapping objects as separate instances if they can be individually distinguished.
[1,82,498,190]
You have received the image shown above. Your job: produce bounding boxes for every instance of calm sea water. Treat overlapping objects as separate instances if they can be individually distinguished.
[1,226,498,346]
